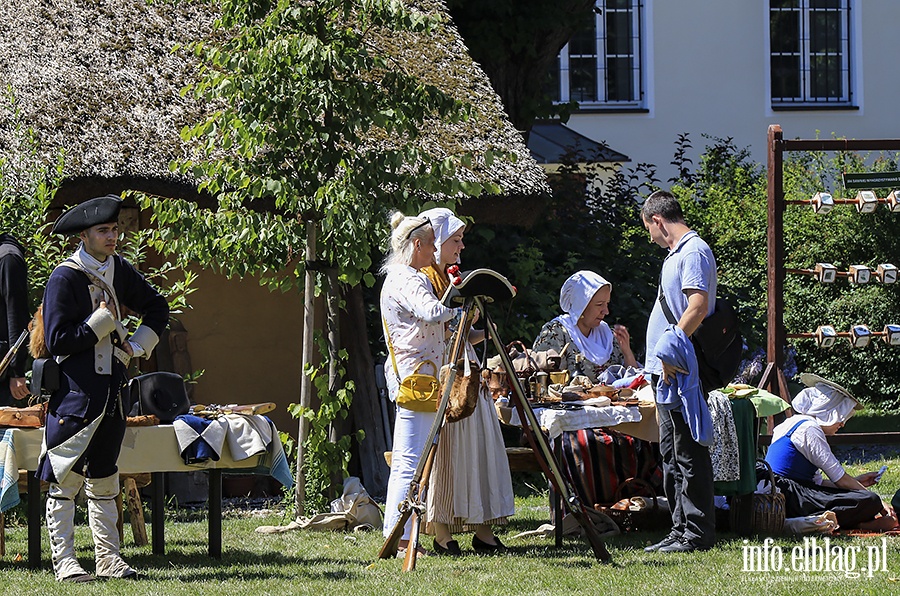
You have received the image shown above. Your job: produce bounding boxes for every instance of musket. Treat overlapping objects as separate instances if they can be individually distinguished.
[0,329,29,378]
[190,402,276,418]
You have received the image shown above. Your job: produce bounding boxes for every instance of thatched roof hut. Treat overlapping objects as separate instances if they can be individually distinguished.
[0,0,549,207]
[1,0,549,498]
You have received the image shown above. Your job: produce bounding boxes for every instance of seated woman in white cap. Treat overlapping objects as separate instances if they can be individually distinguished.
[532,271,660,511]
[765,373,897,530]
[533,270,638,382]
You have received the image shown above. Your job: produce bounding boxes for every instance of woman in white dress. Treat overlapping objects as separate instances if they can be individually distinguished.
[418,207,515,555]
[380,211,459,557]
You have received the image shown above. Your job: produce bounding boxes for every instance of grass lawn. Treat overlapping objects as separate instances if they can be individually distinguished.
[1,457,899,595]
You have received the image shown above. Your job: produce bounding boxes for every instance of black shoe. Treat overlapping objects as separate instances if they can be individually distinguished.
[658,538,713,553]
[433,539,463,556]
[472,534,507,554]
[644,534,681,553]
[61,573,96,583]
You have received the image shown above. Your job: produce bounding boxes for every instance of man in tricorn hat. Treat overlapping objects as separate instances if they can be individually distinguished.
[37,195,168,582]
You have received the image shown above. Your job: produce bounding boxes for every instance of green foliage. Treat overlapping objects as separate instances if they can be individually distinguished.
[675,134,900,407]
[780,148,900,407]
[287,335,363,516]
[675,135,769,354]
[0,94,68,310]
[460,151,661,356]
[144,0,494,289]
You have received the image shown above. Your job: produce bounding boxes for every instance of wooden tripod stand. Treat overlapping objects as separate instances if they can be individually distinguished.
[476,297,611,563]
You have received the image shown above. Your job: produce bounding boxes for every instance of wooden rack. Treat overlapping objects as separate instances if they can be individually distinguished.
[761,124,900,404]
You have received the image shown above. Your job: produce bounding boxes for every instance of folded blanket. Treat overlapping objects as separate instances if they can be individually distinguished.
[173,414,227,464]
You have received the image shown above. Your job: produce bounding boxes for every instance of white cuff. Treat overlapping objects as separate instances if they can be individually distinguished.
[86,308,117,340]
[128,341,145,359]
[130,325,160,358]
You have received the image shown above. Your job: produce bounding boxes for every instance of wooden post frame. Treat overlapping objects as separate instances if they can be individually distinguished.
[765,125,900,401]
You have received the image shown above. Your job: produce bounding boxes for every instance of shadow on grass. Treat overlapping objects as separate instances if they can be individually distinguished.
[126,549,372,582]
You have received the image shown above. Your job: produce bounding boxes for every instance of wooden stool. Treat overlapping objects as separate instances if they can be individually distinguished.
[117,473,151,547]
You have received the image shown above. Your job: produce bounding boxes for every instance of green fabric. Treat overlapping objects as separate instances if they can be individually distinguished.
[749,392,791,417]
[714,398,759,497]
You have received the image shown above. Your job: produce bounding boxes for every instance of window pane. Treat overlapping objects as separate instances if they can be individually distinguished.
[607,0,629,9]
[771,56,800,99]
[770,10,799,53]
[569,19,597,56]
[606,56,634,101]
[810,11,841,53]
[811,55,843,98]
[570,57,598,102]
[606,11,633,55]
[770,0,799,9]
[810,0,840,9]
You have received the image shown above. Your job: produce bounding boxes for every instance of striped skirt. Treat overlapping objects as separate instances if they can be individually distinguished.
[556,427,663,508]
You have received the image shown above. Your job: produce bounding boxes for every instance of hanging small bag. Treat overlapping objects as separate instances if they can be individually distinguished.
[442,354,480,423]
[395,360,441,412]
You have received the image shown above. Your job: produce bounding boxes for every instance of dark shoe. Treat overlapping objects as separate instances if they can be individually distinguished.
[61,573,96,583]
[658,538,712,553]
[644,534,681,553]
[97,570,140,581]
[472,534,507,554]
[433,539,462,556]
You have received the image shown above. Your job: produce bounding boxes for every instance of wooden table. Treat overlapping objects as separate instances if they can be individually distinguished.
[8,425,268,569]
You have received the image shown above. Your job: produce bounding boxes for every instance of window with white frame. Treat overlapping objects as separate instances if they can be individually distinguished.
[770,0,852,106]
[551,0,644,107]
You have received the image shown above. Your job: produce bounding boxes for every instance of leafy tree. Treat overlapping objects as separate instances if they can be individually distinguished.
[137,0,505,512]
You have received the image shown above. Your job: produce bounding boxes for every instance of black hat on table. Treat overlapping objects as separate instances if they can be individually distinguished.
[52,195,123,235]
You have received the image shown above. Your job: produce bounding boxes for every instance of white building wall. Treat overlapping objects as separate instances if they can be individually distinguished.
[564,1,900,181]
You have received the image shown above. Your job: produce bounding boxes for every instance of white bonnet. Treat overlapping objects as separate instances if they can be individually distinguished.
[418,207,465,265]
[791,373,861,426]
[559,270,610,320]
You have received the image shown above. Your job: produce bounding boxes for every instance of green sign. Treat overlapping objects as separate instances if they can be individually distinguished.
[842,172,900,189]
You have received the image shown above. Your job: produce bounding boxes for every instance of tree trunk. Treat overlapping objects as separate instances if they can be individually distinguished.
[342,284,390,500]
[296,219,317,513]
[326,268,345,500]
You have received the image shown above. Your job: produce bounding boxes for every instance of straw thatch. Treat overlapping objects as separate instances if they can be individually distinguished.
[0,0,549,204]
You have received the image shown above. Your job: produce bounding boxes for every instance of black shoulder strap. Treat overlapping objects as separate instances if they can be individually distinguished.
[657,270,678,326]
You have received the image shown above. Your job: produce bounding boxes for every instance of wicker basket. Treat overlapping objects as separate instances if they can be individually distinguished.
[729,459,786,536]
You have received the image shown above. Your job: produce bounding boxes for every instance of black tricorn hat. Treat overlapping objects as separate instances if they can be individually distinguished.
[440,268,517,306]
[128,372,191,424]
[52,195,123,235]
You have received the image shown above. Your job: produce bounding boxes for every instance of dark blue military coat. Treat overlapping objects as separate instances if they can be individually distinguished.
[37,255,168,483]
